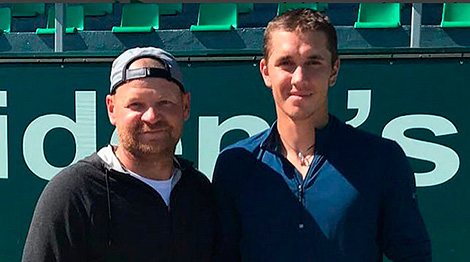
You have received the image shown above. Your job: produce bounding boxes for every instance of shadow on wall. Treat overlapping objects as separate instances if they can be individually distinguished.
[193,31,246,51]
[0,35,12,51]
[354,27,410,48]
[36,33,87,51]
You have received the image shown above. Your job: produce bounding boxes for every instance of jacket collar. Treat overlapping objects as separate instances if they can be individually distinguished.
[260,114,336,155]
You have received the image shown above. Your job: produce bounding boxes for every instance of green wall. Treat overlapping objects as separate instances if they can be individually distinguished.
[0,57,466,261]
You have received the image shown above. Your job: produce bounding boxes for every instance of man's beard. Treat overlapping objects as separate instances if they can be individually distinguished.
[117,121,178,157]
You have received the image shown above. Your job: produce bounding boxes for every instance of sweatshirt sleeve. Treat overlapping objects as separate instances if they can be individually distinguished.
[381,141,432,262]
[22,171,89,262]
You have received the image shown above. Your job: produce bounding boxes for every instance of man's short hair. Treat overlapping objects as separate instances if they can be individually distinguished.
[263,8,338,64]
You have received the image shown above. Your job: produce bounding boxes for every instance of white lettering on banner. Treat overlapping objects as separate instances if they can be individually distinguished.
[346,89,371,128]
[198,116,269,180]
[1,90,459,187]
[382,114,460,187]
[110,129,183,155]
[0,91,7,179]
[23,91,96,181]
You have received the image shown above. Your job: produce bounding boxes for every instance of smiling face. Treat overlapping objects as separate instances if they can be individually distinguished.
[106,58,190,158]
[260,29,340,123]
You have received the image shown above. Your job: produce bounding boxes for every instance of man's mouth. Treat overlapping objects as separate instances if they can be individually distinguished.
[142,128,169,134]
[289,92,312,98]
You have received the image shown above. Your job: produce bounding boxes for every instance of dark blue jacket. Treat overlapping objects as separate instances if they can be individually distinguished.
[213,115,431,262]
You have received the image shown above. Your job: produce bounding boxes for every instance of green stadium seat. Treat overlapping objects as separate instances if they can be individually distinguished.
[158,3,182,15]
[440,3,470,28]
[190,3,237,31]
[277,3,318,15]
[36,5,84,35]
[354,3,401,29]
[0,7,11,33]
[11,3,45,17]
[82,3,113,16]
[112,4,159,33]
[237,3,254,14]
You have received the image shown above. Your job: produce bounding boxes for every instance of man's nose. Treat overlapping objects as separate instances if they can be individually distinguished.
[141,106,159,123]
[291,66,306,88]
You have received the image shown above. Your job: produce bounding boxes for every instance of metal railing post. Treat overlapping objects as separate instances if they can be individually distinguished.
[54,3,65,52]
[410,3,422,48]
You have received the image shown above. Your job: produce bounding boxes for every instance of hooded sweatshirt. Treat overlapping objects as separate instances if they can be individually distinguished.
[22,146,217,262]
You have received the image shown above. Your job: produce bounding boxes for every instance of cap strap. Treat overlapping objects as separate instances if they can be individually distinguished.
[125,68,172,82]
[123,67,184,92]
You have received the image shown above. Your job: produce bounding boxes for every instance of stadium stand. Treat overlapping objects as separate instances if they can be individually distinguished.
[11,3,44,17]
[158,3,182,15]
[440,3,470,28]
[0,3,466,52]
[237,3,254,14]
[0,7,10,33]
[354,3,401,28]
[190,3,237,31]
[112,3,159,33]
[35,4,84,34]
[82,3,113,17]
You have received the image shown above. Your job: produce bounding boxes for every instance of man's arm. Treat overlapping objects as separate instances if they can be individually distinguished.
[22,172,88,262]
[212,150,243,262]
[382,141,432,262]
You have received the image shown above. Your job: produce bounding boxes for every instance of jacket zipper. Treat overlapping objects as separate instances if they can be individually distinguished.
[296,155,326,229]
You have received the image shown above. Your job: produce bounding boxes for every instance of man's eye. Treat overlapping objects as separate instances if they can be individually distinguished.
[306,60,321,66]
[158,100,174,106]
[279,60,293,67]
[128,102,144,110]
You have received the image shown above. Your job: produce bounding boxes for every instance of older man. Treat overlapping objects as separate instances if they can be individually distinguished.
[213,9,431,262]
[23,47,216,262]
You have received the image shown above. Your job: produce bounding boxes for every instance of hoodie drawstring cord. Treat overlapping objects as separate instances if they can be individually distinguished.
[105,169,112,247]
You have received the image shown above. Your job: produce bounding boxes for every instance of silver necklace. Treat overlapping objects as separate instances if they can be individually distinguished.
[297,144,315,166]
[281,137,315,166]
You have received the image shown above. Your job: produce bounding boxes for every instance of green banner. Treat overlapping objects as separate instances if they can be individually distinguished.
[0,58,466,261]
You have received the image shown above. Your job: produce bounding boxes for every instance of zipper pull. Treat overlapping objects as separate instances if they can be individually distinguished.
[298,184,303,203]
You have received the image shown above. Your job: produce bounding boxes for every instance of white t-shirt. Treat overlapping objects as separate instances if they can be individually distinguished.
[128,169,178,208]
[97,145,181,208]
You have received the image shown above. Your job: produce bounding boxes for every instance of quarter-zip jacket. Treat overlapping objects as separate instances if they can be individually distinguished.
[213,115,431,262]
[23,147,217,262]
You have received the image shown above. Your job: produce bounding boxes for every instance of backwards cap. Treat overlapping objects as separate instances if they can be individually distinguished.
[109,47,184,94]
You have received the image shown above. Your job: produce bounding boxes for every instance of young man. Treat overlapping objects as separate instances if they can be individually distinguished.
[23,47,216,262]
[213,9,431,262]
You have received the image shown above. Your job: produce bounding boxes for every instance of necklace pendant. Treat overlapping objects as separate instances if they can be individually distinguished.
[298,152,307,166]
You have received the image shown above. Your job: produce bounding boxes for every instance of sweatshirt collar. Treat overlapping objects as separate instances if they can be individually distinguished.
[97,145,182,186]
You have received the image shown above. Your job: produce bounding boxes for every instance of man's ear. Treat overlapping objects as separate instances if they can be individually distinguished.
[106,94,117,126]
[329,58,341,87]
[260,58,272,89]
[182,92,191,121]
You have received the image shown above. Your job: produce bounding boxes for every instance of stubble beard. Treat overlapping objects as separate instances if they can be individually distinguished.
[277,101,315,122]
[117,122,178,157]
[277,93,328,123]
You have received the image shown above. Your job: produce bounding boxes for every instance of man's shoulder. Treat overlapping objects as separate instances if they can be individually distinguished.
[32,152,105,217]
[332,117,398,151]
[46,152,105,192]
[177,156,212,185]
[213,129,270,180]
[220,128,270,155]
[326,117,409,170]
